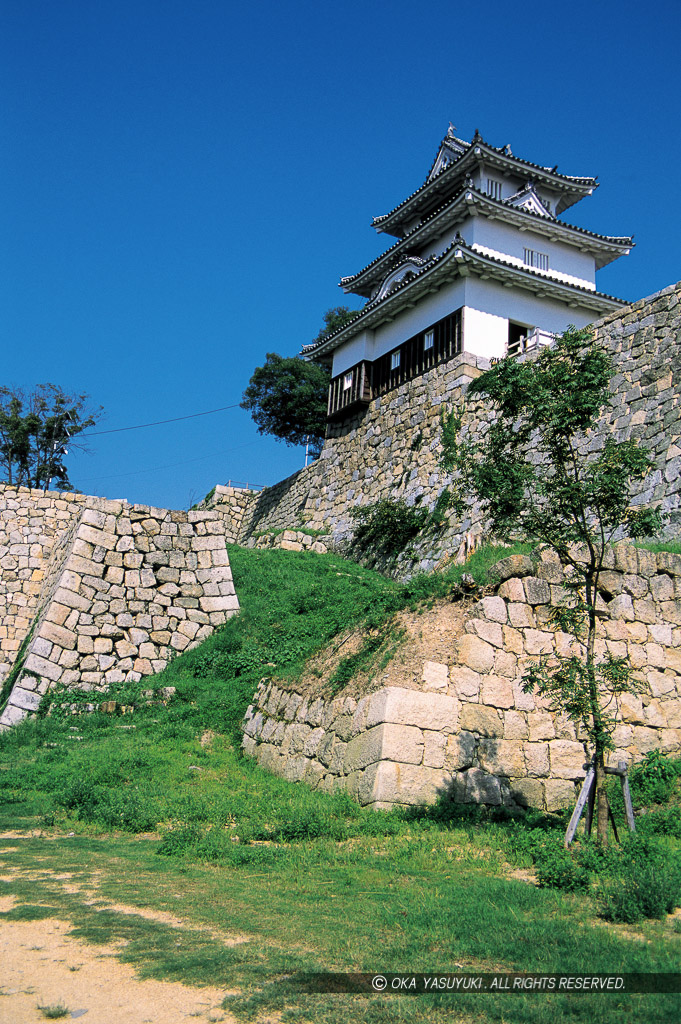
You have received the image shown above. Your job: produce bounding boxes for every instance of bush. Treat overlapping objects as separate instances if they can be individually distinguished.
[629,749,681,806]
[595,835,681,923]
[534,845,591,892]
[349,498,428,560]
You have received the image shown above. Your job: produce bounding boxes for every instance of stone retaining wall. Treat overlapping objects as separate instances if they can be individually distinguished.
[215,281,681,573]
[242,545,681,810]
[0,485,239,729]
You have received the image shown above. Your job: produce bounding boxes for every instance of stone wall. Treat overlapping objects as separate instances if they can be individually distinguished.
[0,489,89,682]
[242,545,681,810]
[0,485,239,729]
[214,281,681,572]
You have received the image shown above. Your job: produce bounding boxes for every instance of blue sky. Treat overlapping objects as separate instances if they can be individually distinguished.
[2,0,680,509]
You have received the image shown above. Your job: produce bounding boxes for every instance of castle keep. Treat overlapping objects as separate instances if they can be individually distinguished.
[304,126,632,424]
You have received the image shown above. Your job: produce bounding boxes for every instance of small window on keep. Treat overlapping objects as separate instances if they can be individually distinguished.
[343,372,353,390]
[424,329,434,350]
[391,351,401,370]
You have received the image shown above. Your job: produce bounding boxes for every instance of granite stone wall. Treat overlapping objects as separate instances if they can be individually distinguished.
[214,281,681,573]
[0,485,239,729]
[242,545,681,810]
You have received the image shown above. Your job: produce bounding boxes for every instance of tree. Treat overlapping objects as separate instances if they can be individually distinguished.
[311,306,358,346]
[241,308,356,452]
[0,384,102,491]
[442,328,663,843]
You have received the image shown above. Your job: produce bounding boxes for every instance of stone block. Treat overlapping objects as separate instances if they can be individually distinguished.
[422,660,448,691]
[544,779,576,811]
[498,578,525,602]
[656,551,681,576]
[523,577,551,605]
[359,761,454,807]
[480,675,514,709]
[464,767,502,805]
[444,731,476,769]
[456,635,495,673]
[549,740,587,779]
[23,653,62,682]
[478,739,525,777]
[489,554,533,582]
[528,712,555,741]
[511,778,545,808]
[504,710,529,740]
[459,704,502,737]
[199,594,239,613]
[476,596,508,623]
[366,686,459,732]
[423,730,446,768]
[8,686,42,711]
[608,594,634,620]
[650,575,674,602]
[524,742,550,777]
[508,603,535,628]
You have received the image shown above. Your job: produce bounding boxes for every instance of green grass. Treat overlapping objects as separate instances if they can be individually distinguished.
[1,542,680,1023]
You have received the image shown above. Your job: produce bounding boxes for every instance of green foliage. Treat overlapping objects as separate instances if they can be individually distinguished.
[38,1004,70,1019]
[629,748,681,805]
[349,498,428,560]
[595,836,681,923]
[0,383,102,489]
[240,353,330,450]
[523,650,644,755]
[428,486,453,528]
[533,845,591,892]
[442,329,664,840]
[310,305,358,346]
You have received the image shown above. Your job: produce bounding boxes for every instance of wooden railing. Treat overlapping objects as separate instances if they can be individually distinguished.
[327,309,462,420]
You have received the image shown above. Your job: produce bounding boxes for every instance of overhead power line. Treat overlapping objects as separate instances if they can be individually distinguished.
[81,402,242,437]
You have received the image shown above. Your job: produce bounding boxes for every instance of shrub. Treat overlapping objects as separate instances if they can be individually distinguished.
[596,835,681,923]
[349,498,428,560]
[534,845,591,892]
[629,749,681,806]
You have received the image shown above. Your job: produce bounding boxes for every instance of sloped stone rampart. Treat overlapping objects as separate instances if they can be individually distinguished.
[0,485,239,729]
[212,281,681,572]
[242,545,681,810]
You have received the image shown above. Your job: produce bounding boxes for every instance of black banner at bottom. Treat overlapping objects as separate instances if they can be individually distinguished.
[291,973,681,995]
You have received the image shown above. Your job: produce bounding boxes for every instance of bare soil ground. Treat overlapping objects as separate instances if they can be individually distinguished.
[0,901,237,1023]
[297,595,474,700]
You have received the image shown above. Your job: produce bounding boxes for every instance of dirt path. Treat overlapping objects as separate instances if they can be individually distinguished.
[0,896,239,1024]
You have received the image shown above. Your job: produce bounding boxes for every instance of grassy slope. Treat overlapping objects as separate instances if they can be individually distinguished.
[1,543,680,1023]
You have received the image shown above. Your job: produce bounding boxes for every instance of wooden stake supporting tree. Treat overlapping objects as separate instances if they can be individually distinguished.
[565,760,636,847]
[441,327,664,844]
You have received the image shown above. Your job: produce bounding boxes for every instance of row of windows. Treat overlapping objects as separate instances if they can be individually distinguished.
[329,310,462,420]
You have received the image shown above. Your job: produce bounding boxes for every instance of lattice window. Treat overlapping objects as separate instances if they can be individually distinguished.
[523,247,549,271]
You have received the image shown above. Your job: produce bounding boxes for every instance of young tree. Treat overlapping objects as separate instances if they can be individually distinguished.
[241,308,356,452]
[442,328,663,842]
[0,384,102,490]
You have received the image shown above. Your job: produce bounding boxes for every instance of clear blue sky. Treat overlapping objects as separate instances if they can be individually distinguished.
[3,0,680,510]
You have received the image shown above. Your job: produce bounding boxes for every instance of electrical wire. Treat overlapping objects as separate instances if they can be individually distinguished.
[81,402,242,437]
[77,440,261,484]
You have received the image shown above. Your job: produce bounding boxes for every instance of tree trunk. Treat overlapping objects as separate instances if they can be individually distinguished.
[595,756,609,844]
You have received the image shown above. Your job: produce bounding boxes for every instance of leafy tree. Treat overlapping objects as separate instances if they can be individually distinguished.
[241,354,330,451]
[241,308,356,452]
[441,327,663,843]
[311,306,357,346]
[0,384,102,491]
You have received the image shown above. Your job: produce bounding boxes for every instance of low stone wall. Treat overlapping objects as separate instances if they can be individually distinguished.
[0,487,239,729]
[243,529,330,554]
[242,545,681,810]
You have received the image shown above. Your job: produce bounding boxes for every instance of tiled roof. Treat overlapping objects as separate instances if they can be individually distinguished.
[342,186,632,294]
[305,237,626,360]
[372,133,597,233]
